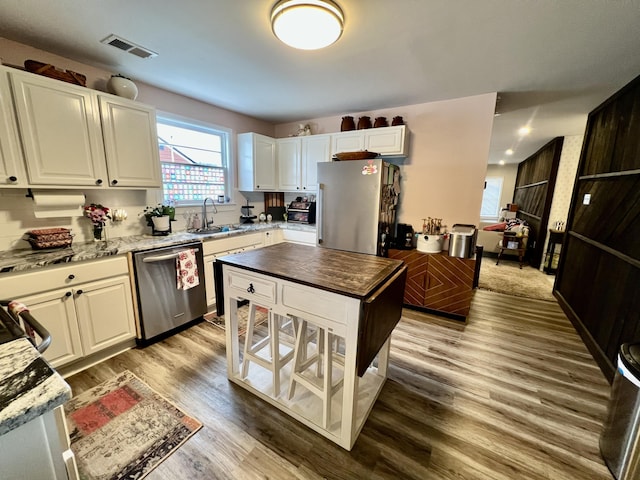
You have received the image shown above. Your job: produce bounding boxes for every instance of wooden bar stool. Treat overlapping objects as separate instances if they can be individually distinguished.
[288,319,344,429]
[241,302,295,397]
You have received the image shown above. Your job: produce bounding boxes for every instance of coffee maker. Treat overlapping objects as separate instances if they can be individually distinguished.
[396,223,415,249]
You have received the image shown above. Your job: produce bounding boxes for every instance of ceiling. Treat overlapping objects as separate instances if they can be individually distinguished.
[1,0,640,165]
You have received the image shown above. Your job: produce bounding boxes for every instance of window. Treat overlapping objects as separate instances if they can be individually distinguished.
[157,115,231,206]
[480,177,503,219]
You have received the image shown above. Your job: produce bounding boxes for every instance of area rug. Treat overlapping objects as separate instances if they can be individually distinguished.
[478,257,556,301]
[64,370,202,480]
[204,303,268,335]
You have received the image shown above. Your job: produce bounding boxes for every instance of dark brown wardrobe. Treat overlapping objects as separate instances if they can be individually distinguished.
[555,73,640,382]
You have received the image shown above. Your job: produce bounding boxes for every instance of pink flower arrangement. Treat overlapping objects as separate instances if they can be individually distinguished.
[83,203,111,226]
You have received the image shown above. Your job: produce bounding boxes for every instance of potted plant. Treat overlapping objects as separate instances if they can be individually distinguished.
[142,204,171,232]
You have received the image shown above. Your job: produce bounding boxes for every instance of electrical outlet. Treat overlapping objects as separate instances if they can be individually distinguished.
[583,193,591,205]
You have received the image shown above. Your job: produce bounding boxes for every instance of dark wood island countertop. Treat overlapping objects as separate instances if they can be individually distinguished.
[216,242,405,299]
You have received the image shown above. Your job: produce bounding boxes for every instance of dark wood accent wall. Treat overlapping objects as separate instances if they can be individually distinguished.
[513,137,563,268]
[555,73,640,383]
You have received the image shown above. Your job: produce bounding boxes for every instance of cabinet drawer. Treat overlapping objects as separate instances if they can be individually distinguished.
[0,255,129,299]
[202,232,263,255]
[227,269,276,304]
[281,283,349,325]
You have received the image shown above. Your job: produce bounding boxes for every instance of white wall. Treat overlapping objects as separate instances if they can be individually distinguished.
[539,134,584,271]
[0,38,275,250]
[275,93,497,234]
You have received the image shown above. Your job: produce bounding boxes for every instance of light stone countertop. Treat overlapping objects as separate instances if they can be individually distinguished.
[0,221,316,274]
[0,338,72,436]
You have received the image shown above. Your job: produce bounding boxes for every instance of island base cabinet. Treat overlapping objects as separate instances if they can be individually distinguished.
[222,264,392,450]
[0,406,78,480]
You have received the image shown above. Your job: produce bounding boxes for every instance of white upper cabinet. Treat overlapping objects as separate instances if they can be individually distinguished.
[331,131,364,155]
[0,68,26,187]
[364,125,408,155]
[331,125,408,157]
[238,132,277,191]
[276,137,301,191]
[275,134,331,192]
[4,68,161,189]
[99,95,162,188]
[10,70,108,187]
[301,134,331,191]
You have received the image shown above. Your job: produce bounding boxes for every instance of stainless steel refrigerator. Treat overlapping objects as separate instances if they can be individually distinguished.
[317,159,400,256]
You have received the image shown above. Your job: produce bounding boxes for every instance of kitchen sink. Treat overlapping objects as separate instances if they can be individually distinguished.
[190,225,241,235]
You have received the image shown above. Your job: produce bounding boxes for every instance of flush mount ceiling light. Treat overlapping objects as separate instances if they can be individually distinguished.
[271,0,344,50]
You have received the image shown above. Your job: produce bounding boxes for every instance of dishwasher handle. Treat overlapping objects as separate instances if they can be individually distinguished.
[142,248,201,263]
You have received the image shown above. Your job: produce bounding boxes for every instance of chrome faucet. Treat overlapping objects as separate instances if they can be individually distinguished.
[202,197,218,230]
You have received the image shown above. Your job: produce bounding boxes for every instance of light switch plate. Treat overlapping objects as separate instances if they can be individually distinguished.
[583,193,591,205]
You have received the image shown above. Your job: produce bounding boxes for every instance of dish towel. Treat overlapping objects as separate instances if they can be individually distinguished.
[176,249,200,290]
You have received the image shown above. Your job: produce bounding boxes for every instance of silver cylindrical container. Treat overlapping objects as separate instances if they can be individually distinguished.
[448,224,477,258]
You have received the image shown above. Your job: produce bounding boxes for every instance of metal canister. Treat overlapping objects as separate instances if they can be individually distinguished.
[448,224,477,258]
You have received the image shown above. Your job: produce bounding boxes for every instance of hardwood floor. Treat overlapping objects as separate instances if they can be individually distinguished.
[66,290,613,479]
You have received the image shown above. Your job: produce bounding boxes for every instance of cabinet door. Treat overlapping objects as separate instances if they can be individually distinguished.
[238,133,277,191]
[277,137,301,191]
[99,95,162,188]
[331,131,364,155]
[203,253,218,308]
[423,255,475,316]
[302,134,331,191]
[73,276,136,355]
[388,249,427,306]
[365,125,407,155]
[10,71,107,186]
[17,289,83,368]
[0,68,26,187]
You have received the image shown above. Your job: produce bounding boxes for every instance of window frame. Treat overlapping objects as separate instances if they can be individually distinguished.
[156,112,234,207]
[480,176,504,221]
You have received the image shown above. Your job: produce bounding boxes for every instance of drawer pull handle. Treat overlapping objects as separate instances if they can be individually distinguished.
[247,283,255,294]
[68,274,75,280]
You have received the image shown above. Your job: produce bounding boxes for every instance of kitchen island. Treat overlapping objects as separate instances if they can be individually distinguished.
[217,243,407,450]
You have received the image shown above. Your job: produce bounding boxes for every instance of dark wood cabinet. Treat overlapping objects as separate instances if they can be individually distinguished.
[389,249,476,321]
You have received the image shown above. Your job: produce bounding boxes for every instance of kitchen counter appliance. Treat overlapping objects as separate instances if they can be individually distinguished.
[448,224,477,258]
[317,159,400,256]
[132,241,206,343]
[287,201,316,224]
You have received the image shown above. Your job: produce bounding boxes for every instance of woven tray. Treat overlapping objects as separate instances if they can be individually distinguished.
[333,150,379,161]
[24,60,87,86]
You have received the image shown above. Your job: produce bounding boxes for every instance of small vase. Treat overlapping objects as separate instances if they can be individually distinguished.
[391,116,404,126]
[341,116,355,131]
[374,116,388,128]
[93,224,104,242]
[357,116,372,129]
[107,74,138,100]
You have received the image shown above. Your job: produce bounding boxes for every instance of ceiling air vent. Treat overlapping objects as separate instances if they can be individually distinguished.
[100,35,157,59]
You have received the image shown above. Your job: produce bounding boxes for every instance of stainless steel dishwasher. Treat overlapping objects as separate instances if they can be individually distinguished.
[132,241,207,343]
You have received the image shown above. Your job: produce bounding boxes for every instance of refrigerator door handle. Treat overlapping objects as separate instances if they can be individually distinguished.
[317,183,324,245]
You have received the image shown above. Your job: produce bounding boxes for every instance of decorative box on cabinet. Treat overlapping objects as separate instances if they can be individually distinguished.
[0,256,136,372]
[238,132,277,191]
[388,249,476,321]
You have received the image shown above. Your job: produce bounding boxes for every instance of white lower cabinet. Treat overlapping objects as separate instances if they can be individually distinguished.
[0,256,135,369]
[202,232,267,309]
[281,228,317,246]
